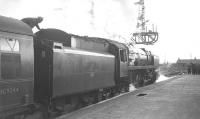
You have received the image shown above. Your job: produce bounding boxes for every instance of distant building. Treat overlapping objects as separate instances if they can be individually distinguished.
[176,58,200,74]
[177,58,200,64]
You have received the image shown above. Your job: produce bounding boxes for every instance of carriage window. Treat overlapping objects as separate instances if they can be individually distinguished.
[0,38,19,52]
[0,38,20,79]
[1,53,21,79]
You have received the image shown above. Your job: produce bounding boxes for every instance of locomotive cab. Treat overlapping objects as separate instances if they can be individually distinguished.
[108,41,129,92]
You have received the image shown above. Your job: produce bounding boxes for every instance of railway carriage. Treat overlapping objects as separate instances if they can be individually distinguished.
[0,15,34,118]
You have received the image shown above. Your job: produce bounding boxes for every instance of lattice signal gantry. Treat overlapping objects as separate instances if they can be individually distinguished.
[131,31,158,45]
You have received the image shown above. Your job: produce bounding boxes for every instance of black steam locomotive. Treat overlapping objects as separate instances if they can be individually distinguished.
[0,15,159,119]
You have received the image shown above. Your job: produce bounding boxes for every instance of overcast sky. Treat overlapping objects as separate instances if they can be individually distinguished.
[0,0,200,63]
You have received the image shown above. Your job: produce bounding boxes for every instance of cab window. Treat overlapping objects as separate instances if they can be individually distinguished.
[120,49,128,62]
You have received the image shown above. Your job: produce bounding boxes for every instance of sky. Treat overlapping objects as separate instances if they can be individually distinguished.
[0,0,200,63]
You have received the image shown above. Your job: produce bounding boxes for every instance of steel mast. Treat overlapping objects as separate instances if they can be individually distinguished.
[131,0,158,45]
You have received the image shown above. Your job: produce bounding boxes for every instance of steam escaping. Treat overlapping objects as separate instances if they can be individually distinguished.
[49,0,137,43]
[0,0,137,43]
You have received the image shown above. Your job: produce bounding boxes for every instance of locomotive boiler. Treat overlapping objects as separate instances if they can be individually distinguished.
[129,48,159,67]
[129,48,159,87]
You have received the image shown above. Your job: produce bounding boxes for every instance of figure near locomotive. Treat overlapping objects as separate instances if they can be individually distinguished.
[0,16,159,119]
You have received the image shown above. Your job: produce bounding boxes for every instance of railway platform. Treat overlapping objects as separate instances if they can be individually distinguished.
[57,75,200,119]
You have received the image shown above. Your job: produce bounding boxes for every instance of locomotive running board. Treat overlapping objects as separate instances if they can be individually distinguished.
[128,65,158,70]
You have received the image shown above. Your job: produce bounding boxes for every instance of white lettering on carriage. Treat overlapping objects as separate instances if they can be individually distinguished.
[0,87,20,95]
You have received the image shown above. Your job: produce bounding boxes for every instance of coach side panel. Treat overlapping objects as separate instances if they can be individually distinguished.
[0,32,34,113]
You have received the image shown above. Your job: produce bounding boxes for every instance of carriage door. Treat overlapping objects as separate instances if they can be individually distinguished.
[34,40,53,104]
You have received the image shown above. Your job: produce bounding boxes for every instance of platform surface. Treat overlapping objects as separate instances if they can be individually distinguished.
[57,75,200,119]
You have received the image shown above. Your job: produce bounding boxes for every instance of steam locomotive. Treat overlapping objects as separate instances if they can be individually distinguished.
[0,15,159,119]
[129,48,159,87]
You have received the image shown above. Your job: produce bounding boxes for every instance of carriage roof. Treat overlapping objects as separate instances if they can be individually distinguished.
[0,15,33,36]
